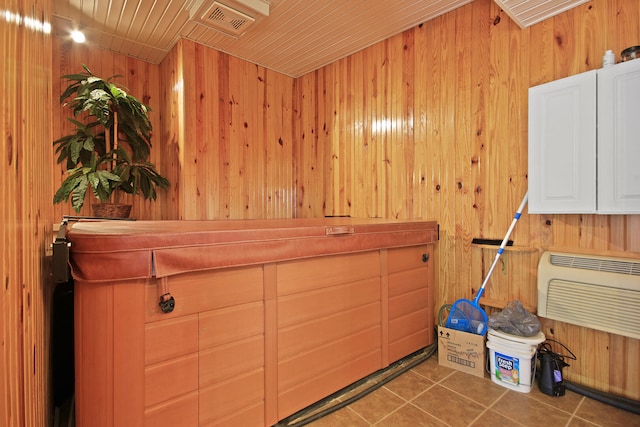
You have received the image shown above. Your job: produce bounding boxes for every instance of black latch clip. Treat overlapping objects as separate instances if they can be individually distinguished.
[157,276,175,313]
[159,293,175,313]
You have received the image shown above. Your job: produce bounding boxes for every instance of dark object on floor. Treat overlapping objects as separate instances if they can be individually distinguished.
[537,339,576,397]
[565,381,640,415]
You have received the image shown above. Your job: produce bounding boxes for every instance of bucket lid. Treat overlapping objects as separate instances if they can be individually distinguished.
[487,328,546,345]
[486,340,538,357]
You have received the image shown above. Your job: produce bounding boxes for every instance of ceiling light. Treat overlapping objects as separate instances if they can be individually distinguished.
[71,30,85,43]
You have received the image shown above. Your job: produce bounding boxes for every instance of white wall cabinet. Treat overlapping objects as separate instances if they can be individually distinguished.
[528,59,640,214]
[597,60,640,213]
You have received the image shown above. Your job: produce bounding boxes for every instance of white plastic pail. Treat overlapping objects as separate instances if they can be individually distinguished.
[486,328,545,393]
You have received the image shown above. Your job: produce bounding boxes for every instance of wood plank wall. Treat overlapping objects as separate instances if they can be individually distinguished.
[158,40,296,220]
[1,1,54,426]
[1,1,631,422]
[297,0,640,399]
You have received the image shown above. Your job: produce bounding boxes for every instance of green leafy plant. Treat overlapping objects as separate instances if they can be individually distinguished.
[53,64,169,213]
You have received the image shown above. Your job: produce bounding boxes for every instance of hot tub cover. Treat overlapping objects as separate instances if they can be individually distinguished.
[66,218,438,282]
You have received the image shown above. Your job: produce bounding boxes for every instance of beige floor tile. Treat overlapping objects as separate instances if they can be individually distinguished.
[567,416,603,427]
[440,371,508,407]
[411,356,457,383]
[286,353,640,427]
[375,403,448,427]
[304,406,369,427]
[491,391,573,426]
[469,409,524,427]
[574,397,640,427]
[347,386,406,424]
[411,384,487,427]
[383,370,435,400]
[526,385,585,414]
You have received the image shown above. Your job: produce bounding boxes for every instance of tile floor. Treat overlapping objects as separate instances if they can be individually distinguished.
[293,354,639,427]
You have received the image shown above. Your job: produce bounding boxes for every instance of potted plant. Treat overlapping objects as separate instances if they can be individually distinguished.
[53,65,169,218]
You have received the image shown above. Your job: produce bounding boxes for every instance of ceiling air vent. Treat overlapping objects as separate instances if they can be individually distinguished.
[191,1,256,37]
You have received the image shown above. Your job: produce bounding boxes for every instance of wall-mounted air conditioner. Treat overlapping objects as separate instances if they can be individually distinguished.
[537,251,640,339]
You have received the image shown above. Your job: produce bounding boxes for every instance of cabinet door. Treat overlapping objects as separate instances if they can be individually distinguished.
[528,70,597,213]
[387,245,433,363]
[597,59,640,213]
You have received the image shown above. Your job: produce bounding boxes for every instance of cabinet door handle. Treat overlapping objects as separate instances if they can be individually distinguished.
[422,253,429,263]
[326,226,355,236]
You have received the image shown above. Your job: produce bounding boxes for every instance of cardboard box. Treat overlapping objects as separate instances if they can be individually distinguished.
[438,326,486,378]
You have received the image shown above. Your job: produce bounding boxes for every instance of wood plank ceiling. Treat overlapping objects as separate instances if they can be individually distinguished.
[51,0,591,77]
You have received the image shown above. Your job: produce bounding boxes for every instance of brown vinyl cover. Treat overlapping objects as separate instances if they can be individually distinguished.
[66,218,438,282]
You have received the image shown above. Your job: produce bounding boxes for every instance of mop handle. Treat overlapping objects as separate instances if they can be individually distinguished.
[474,192,528,303]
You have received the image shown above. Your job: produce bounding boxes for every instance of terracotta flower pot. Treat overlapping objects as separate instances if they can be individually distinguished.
[91,203,132,219]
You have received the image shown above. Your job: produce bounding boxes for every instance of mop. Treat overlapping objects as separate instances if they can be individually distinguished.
[445,192,528,335]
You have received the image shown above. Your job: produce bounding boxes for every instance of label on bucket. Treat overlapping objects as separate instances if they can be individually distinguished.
[494,351,520,385]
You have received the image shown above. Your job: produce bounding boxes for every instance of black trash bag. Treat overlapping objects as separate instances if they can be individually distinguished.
[488,300,541,336]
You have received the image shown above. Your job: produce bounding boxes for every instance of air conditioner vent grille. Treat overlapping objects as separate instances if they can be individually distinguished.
[192,1,256,37]
[207,7,251,30]
[550,254,640,276]
[546,279,640,338]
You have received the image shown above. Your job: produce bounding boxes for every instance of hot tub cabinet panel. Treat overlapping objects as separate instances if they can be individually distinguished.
[74,279,147,427]
[275,252,383,419]
[68,219,437,427]
[387,244,435,363]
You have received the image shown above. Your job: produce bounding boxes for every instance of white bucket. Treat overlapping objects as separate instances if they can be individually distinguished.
[486,328,545,393]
